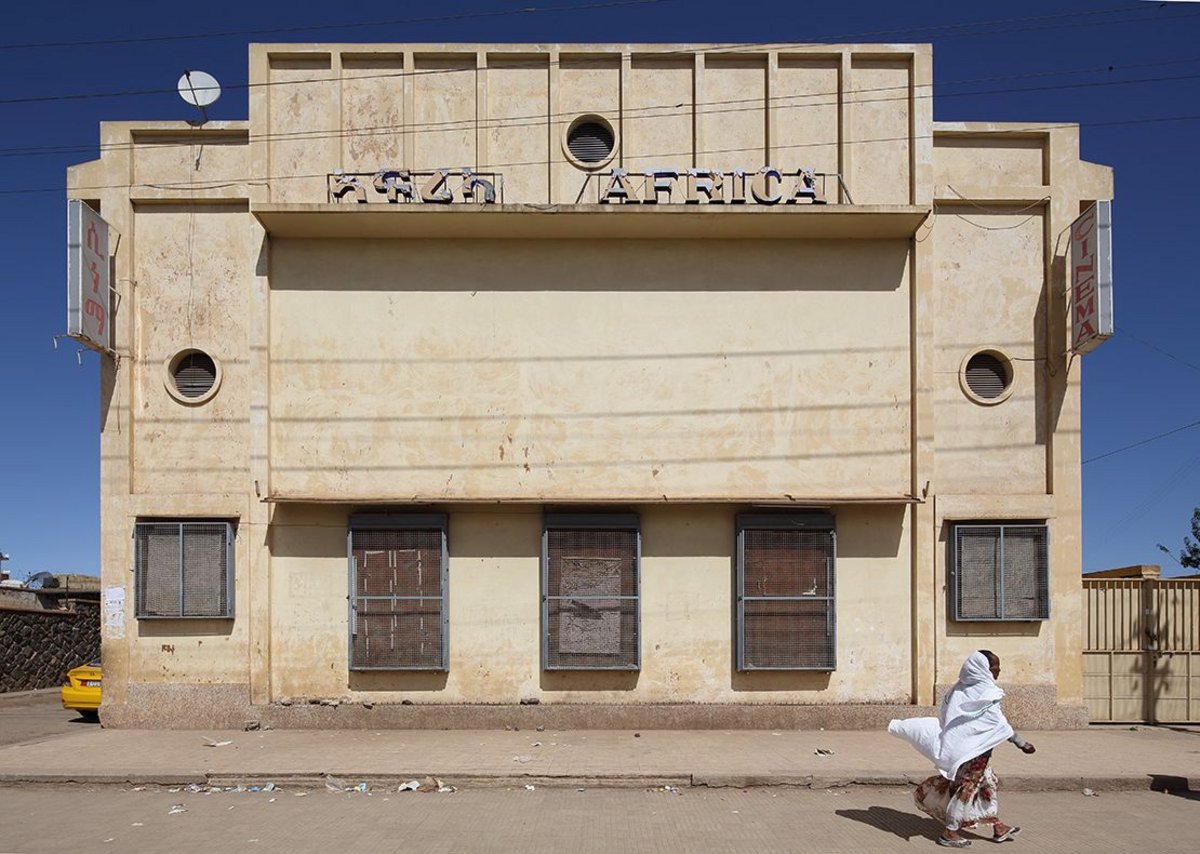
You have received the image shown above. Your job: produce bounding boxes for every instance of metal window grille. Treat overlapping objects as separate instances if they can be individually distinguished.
[134,521,234,618]
[543,513,640,670]
[952,523,1050,621]
[737,513,836,670]
[349,514,448,671]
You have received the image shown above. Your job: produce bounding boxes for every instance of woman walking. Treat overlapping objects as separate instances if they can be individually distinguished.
[889,650,1036,848]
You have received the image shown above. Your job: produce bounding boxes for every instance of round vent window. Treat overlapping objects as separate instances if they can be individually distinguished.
[564,115,617,169]
[165,349,221,404]
[960,350,1013,405]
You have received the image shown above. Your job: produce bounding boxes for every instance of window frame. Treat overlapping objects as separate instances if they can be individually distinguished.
[950,521,1050,622]
[133,519,236,619]
[736,512,837,671]
[541,511,641,672]
[347,513,449,672]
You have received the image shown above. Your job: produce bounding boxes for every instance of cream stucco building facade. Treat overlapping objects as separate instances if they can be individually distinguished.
[70,43,1112,728]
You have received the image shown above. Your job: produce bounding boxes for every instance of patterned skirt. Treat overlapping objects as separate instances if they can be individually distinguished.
[913,751,999,831]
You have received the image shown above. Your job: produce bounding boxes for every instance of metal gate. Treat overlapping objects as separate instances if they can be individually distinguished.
[1083,578,1200,723]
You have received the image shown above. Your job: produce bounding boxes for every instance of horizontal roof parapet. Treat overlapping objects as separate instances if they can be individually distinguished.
[253,203,931,240]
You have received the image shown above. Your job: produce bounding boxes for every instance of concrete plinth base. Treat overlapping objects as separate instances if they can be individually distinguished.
[100,682,1088,730]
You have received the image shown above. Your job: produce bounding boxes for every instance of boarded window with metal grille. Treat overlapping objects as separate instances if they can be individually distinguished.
[134,521,234,618]
[349,514,448,670]
[737,513,836,670]
[951,523,1049,621]
[543,513,639,670]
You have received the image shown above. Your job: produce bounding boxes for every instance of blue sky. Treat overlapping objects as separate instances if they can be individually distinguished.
[1,0,1197,578]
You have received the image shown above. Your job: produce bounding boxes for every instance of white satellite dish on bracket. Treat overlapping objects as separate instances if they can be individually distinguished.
[178,70,221,124]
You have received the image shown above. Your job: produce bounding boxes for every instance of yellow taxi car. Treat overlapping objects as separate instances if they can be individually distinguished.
[61,660,101,720]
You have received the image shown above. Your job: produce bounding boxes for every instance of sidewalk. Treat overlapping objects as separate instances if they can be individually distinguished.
[0,725,1196,792]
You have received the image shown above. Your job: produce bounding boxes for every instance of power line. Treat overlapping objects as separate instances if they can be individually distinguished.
[1083,418,1200,465]
[6,110,1192,199]
[1116,327,1200,374]
[1092,449,1200,548]
[5,57,1200,164]
[0,0,675,51]
[1,3,1194,106]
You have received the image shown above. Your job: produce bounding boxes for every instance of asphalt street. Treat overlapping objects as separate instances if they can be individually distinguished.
[0,691,96,747]
[0,785,1195,853]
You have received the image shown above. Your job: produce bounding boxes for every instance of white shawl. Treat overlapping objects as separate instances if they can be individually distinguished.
[888,651,1014,780]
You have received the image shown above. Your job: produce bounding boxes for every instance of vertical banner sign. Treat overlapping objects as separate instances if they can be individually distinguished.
[67,199,111,352]
[1070,200,1114,354]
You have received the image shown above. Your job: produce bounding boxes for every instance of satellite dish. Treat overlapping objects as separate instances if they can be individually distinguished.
[178,70,220,125]
[178,70,221,107]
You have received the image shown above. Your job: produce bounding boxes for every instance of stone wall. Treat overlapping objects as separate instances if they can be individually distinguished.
[0,599,101,692]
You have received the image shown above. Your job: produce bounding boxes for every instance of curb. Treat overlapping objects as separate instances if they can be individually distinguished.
[0,771,1189,793]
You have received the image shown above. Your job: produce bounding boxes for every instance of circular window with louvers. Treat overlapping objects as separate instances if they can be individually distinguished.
[165,349,221,404]
[961,350,1014,405]
[564,115,617,169]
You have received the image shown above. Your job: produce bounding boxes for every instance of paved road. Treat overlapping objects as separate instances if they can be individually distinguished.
[0,691,96,747]
[0,786,1194,853]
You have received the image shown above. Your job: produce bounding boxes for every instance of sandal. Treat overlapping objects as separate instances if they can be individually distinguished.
[937,837,972,848]
[993,826,1022,843]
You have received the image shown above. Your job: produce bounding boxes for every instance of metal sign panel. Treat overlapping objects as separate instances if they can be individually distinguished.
[66,199,111,352]
[1070,200,1114,354]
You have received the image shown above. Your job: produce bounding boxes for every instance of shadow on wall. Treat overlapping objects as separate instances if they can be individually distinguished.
[268,503,353,559]
[270,238,912,294]
[137,619,234,639]
[945,619,1042,640]
[837,505,907,559]
[447,507,541,560]
[641,505,735,559]
[256,233,269,277]
[349,671,449,693]
[1044,252,1067,440]
[731,670,832,692]
[540,670,640,692]
[1034,257,1050,448]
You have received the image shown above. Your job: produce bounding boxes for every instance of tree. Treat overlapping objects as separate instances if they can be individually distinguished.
[1173,507,1200,569]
